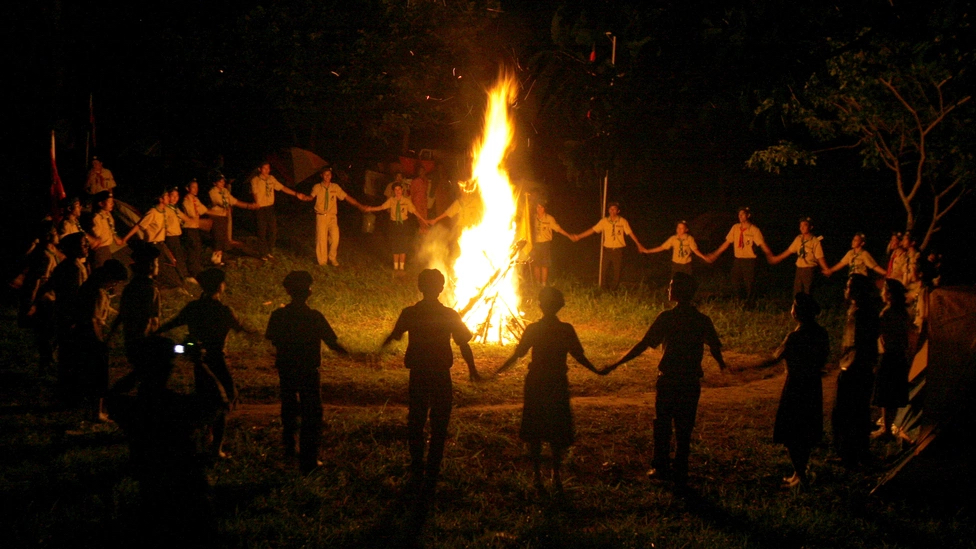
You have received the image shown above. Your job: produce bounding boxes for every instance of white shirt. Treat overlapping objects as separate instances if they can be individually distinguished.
[725,224,765,259]
[311,182,348,216]
[592,216,633,249]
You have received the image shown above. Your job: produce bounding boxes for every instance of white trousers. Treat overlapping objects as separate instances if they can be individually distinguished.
[315,213,340,264]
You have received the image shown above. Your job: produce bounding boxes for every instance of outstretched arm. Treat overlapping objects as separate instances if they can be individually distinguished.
[569,348,602,375]
[458,341,480,381]
[769,248,792,265]
[604,339,651,374]
[710,345,729,372]
[708,241,731,262]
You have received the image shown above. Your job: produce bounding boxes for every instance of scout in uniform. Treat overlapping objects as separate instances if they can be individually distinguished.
[308,167,366,267]
[251,161,308,260]
[641,220,710,277]
[530,201,573,286]
[85,157,117,195]
[208,172,258,266]
[58,197,84,239]
[768,217,829,294]
[824,233,887,278]
[122,188,183,289]
[707,207,774,307]
[180,178,211,277]
[364,182,430,274]
[571,202,646,291]
[89,191,124,269]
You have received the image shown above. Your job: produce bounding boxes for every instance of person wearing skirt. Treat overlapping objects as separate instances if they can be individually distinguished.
[495,287,605,493]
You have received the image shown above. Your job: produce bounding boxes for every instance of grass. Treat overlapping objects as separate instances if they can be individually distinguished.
[0,226,969,548]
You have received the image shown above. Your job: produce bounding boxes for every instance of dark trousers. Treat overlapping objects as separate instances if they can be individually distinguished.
[211,216,229,252]
[832,368,875,467]
[671,261,693,277]
[653,378,702,482]
[153,241,184,289]
[278,367,323,472]
[730,258,757,305]
[601,247,624,290]
[165,235,190,279]
[255,206,277,257]
[407,369,453,480]
[794,267,816,295]
[183,228,203,276]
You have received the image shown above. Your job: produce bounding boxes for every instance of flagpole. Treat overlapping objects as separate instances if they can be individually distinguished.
[598,170,608,288]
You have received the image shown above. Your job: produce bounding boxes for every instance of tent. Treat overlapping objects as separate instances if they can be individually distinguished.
[873,286,976,495]
[268,147,328,187]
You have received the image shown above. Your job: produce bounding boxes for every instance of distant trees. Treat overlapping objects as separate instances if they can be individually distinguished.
[748,3,974,248]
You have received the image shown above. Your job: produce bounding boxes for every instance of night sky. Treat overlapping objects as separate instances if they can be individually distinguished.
[6,0,975,281]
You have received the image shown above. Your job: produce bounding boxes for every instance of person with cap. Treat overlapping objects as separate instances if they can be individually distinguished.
[308,167,366,267]
[604,272,729,486]
[122,187,184,289]
[706,207,773,307]
[58,197,84,239]
[266,271,350,473]
[364,182,430,275]
[89,191,124,269]
[85,157,117,195]
[823,233,887,278]
[72,259,128,422]
[768,217,829,295]
[208,172,258,266]
[109,241,162,365]
[157,268,256,460]
[756,293,829,490]
[251,161,310,261]
[180,178,211,277]
[530,201,573,286]
[495,286,606,494]
[379,268,481,496]
[570,202,647,291]
[641,220,711,277]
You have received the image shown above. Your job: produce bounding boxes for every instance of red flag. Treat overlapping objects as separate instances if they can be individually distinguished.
[50,131,66,222]
[589,44,597,62]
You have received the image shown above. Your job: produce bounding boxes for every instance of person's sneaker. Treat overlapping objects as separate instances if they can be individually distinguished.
[186,277,199,285]
[329,259,340,267]
[646,467,670,481]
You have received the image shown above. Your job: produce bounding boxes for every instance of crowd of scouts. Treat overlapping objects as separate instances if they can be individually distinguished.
[13,157,938,540]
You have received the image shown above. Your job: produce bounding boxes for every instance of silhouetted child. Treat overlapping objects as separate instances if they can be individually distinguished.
[158,268,253,460]
[107,336,222,548]
[757,293,829,489]
[73,259,128,422]
[605,272,728,486]
[380,268,480,495]
[495,286,604,494]
[266,270,349,473]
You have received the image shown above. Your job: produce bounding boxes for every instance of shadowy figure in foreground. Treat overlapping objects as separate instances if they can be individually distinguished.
[157,268,255,460]
[266,270,349,473]
[872,279,912,443]
[757,293,829,489]
[605,272,728,486]
[107,336,223,548]
[832,273,881,469]
[380,268,480,496]
[495,286,606,494]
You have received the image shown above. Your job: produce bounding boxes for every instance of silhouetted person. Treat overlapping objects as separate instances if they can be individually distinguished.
[757,293,829,489]
[872,279,912,441]
[495,287,605,494]
[832,273,881,469]
[51,232,90,403]
[605,272,728,486]
[19,220,61,376]
[73,259,128,422]
[266,270,349,473]
[380,268,480,495]
[158,268,253,460]
[107,336,222,548]
[109,241,162,364]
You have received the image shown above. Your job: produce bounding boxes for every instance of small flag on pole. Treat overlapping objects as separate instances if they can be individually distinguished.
[50,131,66,222]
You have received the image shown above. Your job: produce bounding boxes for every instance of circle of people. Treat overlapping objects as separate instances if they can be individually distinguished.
[19,158,925,503]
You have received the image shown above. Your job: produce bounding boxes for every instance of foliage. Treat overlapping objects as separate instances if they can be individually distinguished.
[748,3,975,248]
